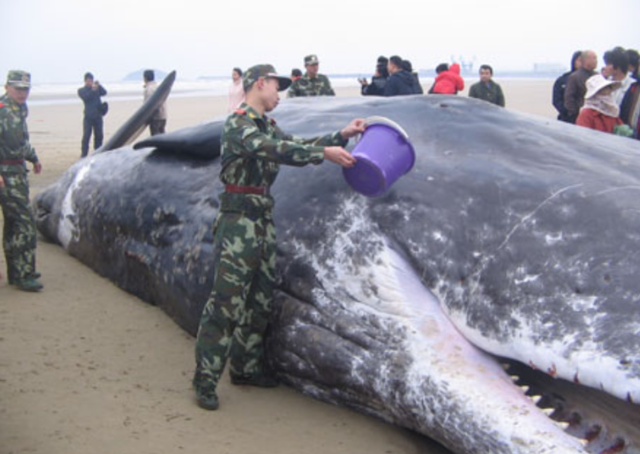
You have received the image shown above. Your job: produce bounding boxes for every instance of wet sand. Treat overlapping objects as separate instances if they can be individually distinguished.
[0,80,554,454]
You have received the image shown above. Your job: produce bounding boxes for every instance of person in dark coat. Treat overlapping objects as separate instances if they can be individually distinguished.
[552,51,582,122]
[468,65,505,107]
[384,56,417,97]
[77,72,107,158]
[564,50,597,124]
[360,57,388,96]
[620,49,639,130]
[401,60,423,94]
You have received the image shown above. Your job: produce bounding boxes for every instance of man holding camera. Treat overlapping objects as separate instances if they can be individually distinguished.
[77,72,107,158]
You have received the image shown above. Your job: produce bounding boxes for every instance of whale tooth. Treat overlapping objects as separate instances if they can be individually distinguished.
[585,424,602,441]
[510,375,520,382]
[579,439,589,448]
[520,385,530,394]
[501,363,511,371]
[556,421,569,430]
[542,407,555,417]
[531,395,542,404]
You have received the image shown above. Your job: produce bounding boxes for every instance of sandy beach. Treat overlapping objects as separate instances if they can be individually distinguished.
[1,80,555,454]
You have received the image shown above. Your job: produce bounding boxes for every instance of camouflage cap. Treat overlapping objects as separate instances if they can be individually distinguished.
[242,64,291,92]
[6,70,31,88]
[304,54,319,66]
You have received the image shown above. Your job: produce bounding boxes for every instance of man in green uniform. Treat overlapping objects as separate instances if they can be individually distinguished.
[287,54,336,98]
[0,70,43,291]
[193,64,363,410]
[468,64,506,107]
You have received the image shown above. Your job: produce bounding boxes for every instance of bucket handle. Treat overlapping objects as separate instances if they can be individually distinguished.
[355,116,411,144]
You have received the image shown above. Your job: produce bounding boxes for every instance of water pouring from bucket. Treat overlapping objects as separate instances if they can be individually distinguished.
[343,116,416,198]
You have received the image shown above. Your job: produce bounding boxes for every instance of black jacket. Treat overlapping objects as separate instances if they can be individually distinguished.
[564,68,596,122]
[552,71,573,122]
[384,71,416,97]
[620,75,639,126]
[362,75,387,96]
[78,84,107,119]
[411,72,423,95]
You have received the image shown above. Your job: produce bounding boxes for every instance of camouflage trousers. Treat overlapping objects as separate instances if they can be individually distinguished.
[0,172,37,282]
[193,210,277,392]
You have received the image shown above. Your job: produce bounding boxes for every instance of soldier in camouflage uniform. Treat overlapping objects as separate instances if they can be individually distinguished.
[0,70,44,292]
[193,64,364,410]
[287,54,336,98]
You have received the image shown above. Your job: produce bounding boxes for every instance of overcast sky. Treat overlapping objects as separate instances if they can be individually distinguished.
[1,0,639,84]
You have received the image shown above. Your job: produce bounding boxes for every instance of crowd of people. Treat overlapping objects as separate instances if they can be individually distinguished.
[232,49,640,139]
[553,47,638,137]
[230,54,508,108]
[234,49,640,137]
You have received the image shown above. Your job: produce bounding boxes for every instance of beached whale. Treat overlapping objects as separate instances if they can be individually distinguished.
[34,96,640,454]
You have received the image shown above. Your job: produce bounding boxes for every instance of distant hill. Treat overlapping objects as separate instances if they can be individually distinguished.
[122,69,170,82]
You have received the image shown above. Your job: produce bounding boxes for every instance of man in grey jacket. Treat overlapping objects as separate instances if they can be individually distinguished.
[564,50,598,124]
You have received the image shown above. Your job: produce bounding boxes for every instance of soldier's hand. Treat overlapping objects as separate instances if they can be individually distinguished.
[33,162,42,175]
[340,118,367,140]
[324,147,356,168]
[0,175,5,188]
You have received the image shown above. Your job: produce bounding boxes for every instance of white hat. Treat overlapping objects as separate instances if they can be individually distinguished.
[585,74,620,99]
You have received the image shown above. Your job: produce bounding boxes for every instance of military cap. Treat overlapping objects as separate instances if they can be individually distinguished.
[304,54,319,66]
[242,64,291,92]
[6,70,31,88]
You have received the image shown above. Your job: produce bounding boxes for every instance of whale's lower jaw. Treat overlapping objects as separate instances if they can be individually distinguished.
[268,292,590,454]
[267,241,588,454]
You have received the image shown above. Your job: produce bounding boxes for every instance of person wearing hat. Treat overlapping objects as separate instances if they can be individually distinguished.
[77,72,107,158]
[0,70,44,292]
[193,63,363,410]
[287,54,335,98]
[576,74,627,135]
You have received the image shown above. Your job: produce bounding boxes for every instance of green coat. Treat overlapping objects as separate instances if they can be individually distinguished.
[193,103,348,392]
[287,74,336,98]
[468,81,506,107]
[0,95,39,173]
[219,103,346,214]
[0,94,39,283]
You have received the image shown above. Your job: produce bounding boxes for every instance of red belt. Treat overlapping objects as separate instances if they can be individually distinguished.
[225,184,269,195]
[0,159,25,166]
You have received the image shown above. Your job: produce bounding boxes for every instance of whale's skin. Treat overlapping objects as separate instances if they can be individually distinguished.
[34,96,640,454]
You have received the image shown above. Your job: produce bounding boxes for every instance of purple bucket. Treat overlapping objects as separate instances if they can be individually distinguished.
[343,117,416,197]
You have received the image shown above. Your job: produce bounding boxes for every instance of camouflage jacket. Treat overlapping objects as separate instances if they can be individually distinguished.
[219,103,347,213]
[287,74,336,98]
[0,94,38,174]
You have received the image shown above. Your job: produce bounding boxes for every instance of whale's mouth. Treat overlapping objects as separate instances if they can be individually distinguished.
[277,194,640,454]
[497,356,640,453]
[34,188,57,244]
